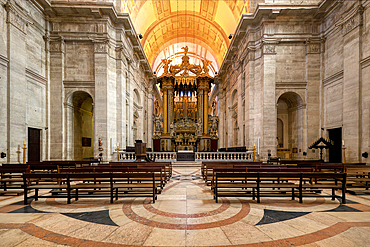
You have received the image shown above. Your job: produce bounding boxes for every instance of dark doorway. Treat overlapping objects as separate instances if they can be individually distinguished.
[28,128,41,162]
[328,128,342,163]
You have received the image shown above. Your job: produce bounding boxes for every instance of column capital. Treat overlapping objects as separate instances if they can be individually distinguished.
[94,42,109,54]
[339,5,364,36]
[49,37,65,53]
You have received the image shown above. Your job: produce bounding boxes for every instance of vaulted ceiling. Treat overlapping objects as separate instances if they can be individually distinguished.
[120,0,251,76]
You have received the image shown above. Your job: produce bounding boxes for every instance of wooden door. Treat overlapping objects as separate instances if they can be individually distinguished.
[328,128,342,163]
[28,128,41,162]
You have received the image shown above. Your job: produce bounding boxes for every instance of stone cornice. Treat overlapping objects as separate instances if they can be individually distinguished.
[26,68,47,85]
[322,70,344,86]
[276,82,307,90]
[0,54,9,68]
[40,1,153,78]
[360,56,370,69]
[63,81,95,88]
[219,3,321,74]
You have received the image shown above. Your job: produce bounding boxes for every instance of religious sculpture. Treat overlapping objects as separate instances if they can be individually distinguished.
[98,138,103,151]
[169,46,202,76]
[181,46,188,56]
[161,58,172,75]
[211,101,217,116]
[154,101,160,117]
[154,115,162,136]
[201,58,212,75]
[170,122,176,137]
[196,118,202,136]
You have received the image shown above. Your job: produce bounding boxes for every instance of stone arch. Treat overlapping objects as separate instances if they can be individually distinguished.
[66,91,94,160]
[277,92,304,159]
[231,89,238,106]
[133,89,141,106]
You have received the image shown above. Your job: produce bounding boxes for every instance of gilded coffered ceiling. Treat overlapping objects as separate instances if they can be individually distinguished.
[120,0,251,76]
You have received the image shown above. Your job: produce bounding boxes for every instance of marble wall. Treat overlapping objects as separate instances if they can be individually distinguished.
[0,0,153,162]
[218,0,370,163]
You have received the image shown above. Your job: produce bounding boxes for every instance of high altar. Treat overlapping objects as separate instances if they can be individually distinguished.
[153,47,219,152]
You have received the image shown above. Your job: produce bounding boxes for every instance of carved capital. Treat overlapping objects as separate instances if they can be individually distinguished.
[307,43,320,54]
[263,44,276,55]
[49,38,65,53]
[94,42,108,53]
[6,4,27,34]
[341,6,363,36]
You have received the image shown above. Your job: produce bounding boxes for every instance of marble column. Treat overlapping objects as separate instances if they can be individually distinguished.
[147,87,153,148]
[5,3,28,161]
[49,37,65,159]
[93,41,109,160]
[262,43,277,158]
[342,7,363,162]
[306,42,321,159]
[163,88,168,134]
[203,87,209,134]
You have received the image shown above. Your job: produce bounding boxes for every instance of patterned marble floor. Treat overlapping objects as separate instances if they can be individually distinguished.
[1,167,370,246]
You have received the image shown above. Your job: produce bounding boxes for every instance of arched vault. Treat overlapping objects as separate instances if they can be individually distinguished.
[121,0,251,71]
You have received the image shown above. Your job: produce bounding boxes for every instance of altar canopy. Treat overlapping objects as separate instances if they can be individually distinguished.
[154,47,218,152]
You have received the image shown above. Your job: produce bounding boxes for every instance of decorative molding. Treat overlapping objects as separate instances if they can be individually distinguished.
[94,42,108,53]
[307,43,320,54]
[26,68,47,85]
[342,14,361,35]
[5,2,28,34]
[8,10,27,33]
[360,56,370,69]
[49,38,65,53]
[322,70,344,86]
[338,5,364,36]
[0,54,9,68]
[63,81,95,88]
[263,44,276,55]
[276,82,307,89]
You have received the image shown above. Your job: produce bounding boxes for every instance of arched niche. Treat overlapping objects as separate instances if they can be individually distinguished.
[66,91,94,160]
[277,92,304,159]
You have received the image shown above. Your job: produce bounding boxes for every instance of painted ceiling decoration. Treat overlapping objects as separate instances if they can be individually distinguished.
[120,0,251,76]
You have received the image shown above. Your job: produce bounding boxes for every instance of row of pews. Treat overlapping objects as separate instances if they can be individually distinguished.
[0,161,172,204]
[201,160,370,203]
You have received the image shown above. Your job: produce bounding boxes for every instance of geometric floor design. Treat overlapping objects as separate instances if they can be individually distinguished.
[1,167,370,246]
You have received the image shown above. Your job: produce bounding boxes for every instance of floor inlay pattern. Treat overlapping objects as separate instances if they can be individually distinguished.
[1,167,370,246]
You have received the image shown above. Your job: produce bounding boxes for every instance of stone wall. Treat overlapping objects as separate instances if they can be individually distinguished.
[0,0,47,163]
[0,0,153,162]
[218,0,370,162]
[322,0,369,162]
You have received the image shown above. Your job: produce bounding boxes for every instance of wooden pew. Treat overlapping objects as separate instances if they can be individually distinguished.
[0,167,29,195]
[23,171,158,204]
[214,171,346,204]
[345,167,370,192]
[23,173,70,204]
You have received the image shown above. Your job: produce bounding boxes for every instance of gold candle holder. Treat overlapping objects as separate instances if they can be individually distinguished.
[22,141,27,164]
[117,145,120,162]
[253,143,256,162]
[342,144,346,163]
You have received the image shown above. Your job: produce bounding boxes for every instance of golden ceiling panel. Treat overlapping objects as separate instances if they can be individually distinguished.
[124,0,250,71]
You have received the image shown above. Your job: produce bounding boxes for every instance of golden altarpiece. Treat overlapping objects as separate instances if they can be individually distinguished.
[153,47,219,152]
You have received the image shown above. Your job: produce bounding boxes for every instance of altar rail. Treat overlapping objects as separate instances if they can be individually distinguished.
[116,151,253,162]
[195,152,253,161]
[117,152,177,162]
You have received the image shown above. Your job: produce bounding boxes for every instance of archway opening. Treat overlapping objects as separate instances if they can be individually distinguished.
[277,92,303,160]
[67,91,94,160]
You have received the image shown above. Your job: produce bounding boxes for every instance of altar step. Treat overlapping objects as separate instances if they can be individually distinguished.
[171,161,202,167]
